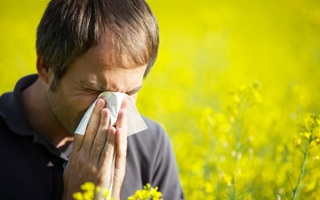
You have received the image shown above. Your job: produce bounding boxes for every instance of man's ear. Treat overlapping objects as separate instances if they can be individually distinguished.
[36,56,51,84]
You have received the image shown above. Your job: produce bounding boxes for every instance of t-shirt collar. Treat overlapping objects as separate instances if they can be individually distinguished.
[0,74,39,136]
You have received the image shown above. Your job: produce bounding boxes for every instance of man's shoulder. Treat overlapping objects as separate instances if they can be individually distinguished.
[139,116,171,142]
[127,116,170,152]
[141,116,165,134]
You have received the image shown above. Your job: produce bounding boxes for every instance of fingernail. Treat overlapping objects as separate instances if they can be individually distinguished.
[96,99,103,107]
[101,109,106,117]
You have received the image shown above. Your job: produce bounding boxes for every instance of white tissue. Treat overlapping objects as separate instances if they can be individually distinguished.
[74,91,147,135]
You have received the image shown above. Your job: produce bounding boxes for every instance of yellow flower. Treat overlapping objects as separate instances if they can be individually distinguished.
[222,174,233,187]
[252,90,262,103]
[128,183,163,200]
[81,182,95,192]
[312,156,320,160]
[72,192,83,200]
[95,186,101,193]
[72,182,115,200]
[102,189,111,199]
[304,114,314,131]
[313,126,320,137]
[293,138,301,149]
[300,132,311,140]
[204,182,214,193]
[144,183,151,190]
[317,119,320,126]
[83,191,94,200]
[233,93,240,105]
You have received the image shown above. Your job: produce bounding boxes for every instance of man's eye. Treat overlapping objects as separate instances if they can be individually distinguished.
[84,88,102,94]
[126,92,136,96]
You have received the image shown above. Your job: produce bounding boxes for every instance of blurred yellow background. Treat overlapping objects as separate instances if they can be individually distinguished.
[1,0,320,199]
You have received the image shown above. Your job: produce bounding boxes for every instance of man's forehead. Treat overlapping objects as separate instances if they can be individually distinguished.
[85,44,140,70]
[84,32,149,69]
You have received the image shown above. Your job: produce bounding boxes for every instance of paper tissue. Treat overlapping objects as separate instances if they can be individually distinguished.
[75,91,147,135]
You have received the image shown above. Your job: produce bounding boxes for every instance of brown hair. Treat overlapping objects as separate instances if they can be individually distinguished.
[36,0,159,90]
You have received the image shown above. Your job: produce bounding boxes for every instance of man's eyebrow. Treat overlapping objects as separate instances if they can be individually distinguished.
[80,80,107,91]
[80,80,142,94]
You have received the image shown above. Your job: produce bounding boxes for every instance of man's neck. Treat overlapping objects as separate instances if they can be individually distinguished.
[21,78,74,150]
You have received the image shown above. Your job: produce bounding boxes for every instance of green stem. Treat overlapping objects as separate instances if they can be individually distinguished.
[235,103,243,159]
[291,138,311,200]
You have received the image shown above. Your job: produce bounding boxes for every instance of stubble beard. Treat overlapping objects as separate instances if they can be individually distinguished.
[46,86,81,136]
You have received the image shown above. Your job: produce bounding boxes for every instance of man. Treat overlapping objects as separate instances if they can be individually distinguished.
[0,0,184,199]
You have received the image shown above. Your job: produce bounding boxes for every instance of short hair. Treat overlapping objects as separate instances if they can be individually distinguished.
[36,0,159,91]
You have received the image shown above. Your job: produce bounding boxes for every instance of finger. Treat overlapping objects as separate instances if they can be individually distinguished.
[120,96,129,110]
[112,110,128,196]
[116,109,127,131]
[115,110,127,159]
[90,108,110,166]
[112,126,128,196]
[98,126,116,178]
[72,134,84,153]
[115,111,128,155]
[82,98,105,153]
[72,99,104,153]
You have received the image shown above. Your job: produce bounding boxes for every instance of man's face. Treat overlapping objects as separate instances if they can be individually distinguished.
[45,43,147,134]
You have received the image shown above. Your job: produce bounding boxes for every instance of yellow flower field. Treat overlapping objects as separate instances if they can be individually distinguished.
[1,0,319,199]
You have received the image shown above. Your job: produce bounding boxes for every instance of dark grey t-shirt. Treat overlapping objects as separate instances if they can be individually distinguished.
[0,75,184,200]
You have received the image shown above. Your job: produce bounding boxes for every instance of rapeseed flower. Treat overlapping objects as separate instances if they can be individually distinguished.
[304,114,314,132]
[73,182,114,200]
[128,183,163,200]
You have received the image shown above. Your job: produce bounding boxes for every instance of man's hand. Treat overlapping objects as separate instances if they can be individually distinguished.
[63,98,128,200]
